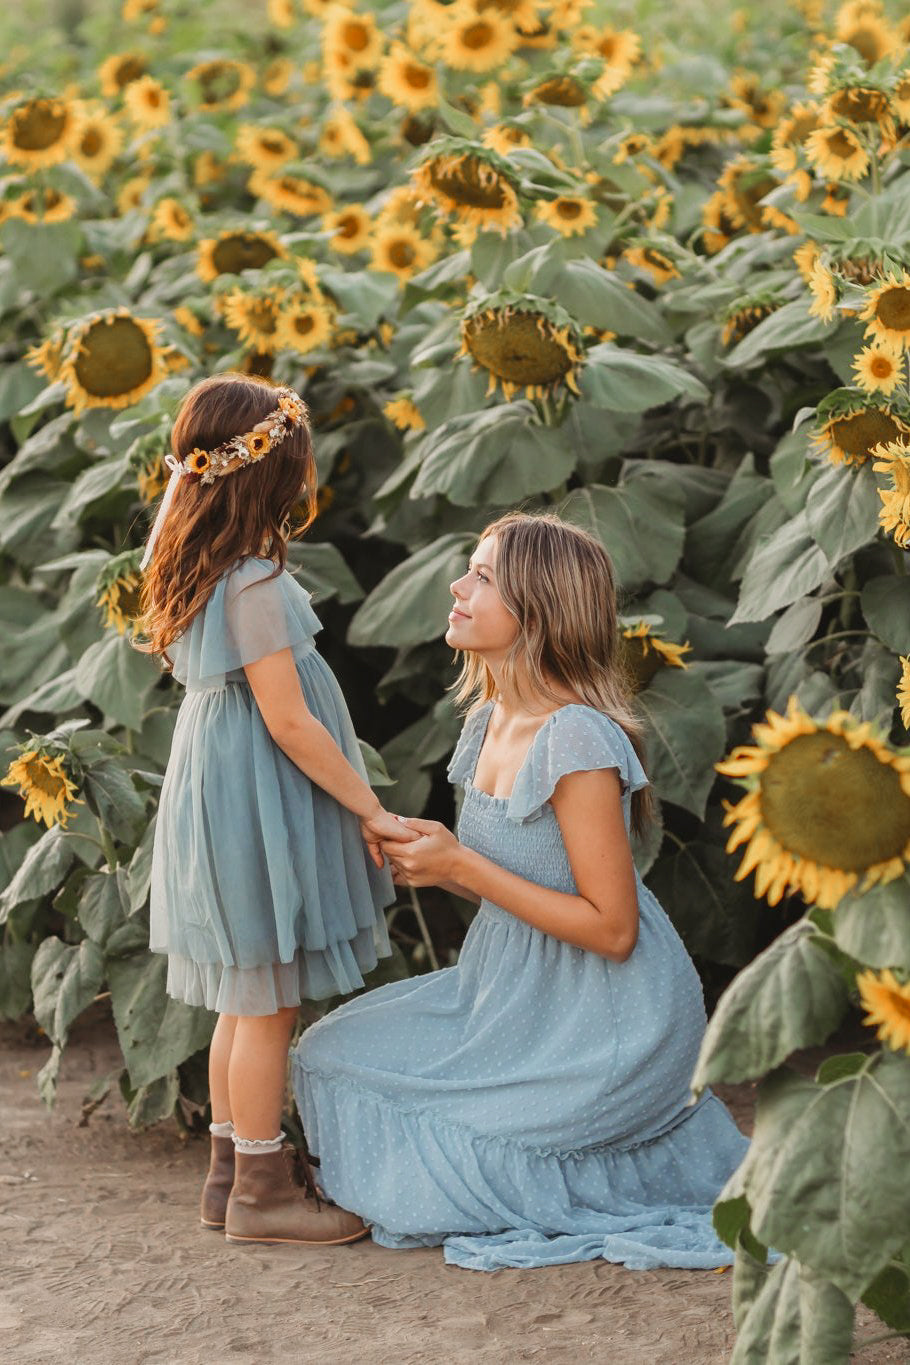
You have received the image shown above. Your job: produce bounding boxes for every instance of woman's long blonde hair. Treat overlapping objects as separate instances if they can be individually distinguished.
[452,511,654,835]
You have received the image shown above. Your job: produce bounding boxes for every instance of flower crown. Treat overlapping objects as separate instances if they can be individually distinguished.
[168,386,308,486]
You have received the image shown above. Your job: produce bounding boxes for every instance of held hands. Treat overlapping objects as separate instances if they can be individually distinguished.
[379,818,460,887]
[359,808,419,870]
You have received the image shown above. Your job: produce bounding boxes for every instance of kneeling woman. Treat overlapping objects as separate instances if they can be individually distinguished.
[292,512,748,1272]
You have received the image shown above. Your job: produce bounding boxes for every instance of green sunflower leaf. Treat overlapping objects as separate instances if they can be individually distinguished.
[832,874,910,971]
[347,532,474,649]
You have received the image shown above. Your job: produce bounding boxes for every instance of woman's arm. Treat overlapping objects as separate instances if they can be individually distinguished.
[243,647,415,859]
[385,767,639,961]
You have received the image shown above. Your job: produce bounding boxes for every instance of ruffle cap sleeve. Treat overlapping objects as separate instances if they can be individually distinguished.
[507,704,649,824]
[169,557,322,688]
[446,702,494,786]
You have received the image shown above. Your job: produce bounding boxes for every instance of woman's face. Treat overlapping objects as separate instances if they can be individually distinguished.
[445,535,519,657]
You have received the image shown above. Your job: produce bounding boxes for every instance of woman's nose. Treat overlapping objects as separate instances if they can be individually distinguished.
[450,575,467,599]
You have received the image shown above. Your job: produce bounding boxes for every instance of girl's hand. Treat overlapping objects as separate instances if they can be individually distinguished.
[360,809,418,869]
[379,818,460,887]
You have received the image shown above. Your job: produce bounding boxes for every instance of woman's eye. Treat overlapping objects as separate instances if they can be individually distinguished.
[476,571,488,583]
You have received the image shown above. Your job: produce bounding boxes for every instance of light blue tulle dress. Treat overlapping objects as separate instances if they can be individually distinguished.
[149,556,393,1016]
[292,701,748,1271]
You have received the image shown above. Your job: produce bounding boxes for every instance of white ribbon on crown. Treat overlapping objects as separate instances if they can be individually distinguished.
[139,453,186,571]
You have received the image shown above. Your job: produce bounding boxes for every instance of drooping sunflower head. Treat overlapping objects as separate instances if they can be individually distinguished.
[57,308,169,415]
[770,101,823,174]
[835,8,898,64]
[96,549,145,636]
[861,271,910,348]
[2,741,81,829]
[720,295,781,347]
[2,96,83,170]
[807,258,839,323]
[196,229,285,283]
[524,71,588,109]
[623,244,680,285]
[727,70,786,130]
[26,328,66,383]
[459,291,584,402]
[871,438,910,548]
[234,124,298,171]
[250,171,332,218]
[701,191,739,254]
[137,450,169,503]
[185,58,256,112]
[718,155,780,231]
[619,619,691,690]
[413,137,522,236]
[814,390,910,467]
[716,696,910,909]
[827,81,892,125]
[898,655,910,730]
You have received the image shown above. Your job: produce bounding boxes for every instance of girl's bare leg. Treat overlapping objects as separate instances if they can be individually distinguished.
[208,1013,238,1125]
[229,1006,298,1139]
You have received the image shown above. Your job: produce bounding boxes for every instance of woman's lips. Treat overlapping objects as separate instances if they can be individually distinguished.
[448,608,470,621]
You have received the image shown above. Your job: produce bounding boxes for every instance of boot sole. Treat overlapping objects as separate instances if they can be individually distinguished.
[200,1217,226,1230]
[224,1228,370,1246]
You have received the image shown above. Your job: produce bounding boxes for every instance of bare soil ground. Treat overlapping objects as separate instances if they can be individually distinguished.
[2,1013,907,1365]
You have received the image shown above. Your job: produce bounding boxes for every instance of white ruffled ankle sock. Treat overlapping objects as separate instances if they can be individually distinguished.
[209,1120,234,1138]
[232,1133,284,1155]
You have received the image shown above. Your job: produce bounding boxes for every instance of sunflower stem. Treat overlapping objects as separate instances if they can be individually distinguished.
[99,825,118,869]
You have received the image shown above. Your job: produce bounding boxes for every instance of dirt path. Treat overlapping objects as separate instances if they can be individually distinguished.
[2,1014,905,1365]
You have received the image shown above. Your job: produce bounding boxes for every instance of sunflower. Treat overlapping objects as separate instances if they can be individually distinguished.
[815,399,910,467]
[98,51,148,96]
[525,73,587,109]
[234,124,298,170]
[718,155,779,231]
[727,71,786,132]
[323,203,371,253]
[861,272,910,348]
[26,330,65,382]
[221,290,284,353]
[268,0,295,24]
[413,141,522,236]
[822,181,851,216]
[573,23,640,71]
[836,11,898,64]
[892,74,910,123]
[612,131,654,164]
[536,195,597,237]
[2,96,82,171]
[14,186,77,223]
[856,969,910,1055]
[186,58,255,112]
[717,696,910,910]
[250,171,332,217]
[123,0,160,19]
[193,150,229,191]
[378,42,438,111]
[319,106,371,163]
[808,259,838,322]
[441,9,518,71]
[624,245,679,285]
[137,451,168,503]
[123,74,170,128]
[116,173,152,214]
[853,342,904,396]
[149,197,194,242]
[721,300,779,347]
[794,240,821,283]
[275,298,334,353]
[323,6,384,68]
[196,229,285,282]
[701,191,738,254]
[899,656,910,729]
[58,309,169,415]
[371,223,436,281]
[620,621,691,690]
[383,395,425,430]
[96,555,144,636]
[474,0,541,31]
[71,104,124,179]
[459,294,583,402]
[2,747,81,829]
[482,123,532,157]
[262,56,295,96]
[805,124,869,181]
[827,83,892,126]
[871,440,910,547]
[376,184,424,229]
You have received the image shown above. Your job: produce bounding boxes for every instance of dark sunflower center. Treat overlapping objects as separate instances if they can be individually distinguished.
[338,213,360,238]
[465,311,573,386]
[429,155,508,208]
[826,128,861,159]
[248,302,279,334]
[116,581,143,617]
[341,19,370,51]
[531,76,586,107]
[836,255,882,284]
[197,62,242,104]
[830,86,889,122]
[875,287,910,331]
[115,57,146,87]
[556,200,583,219]
[24,757,66,798]
[389,240,416,267]
[12,100,67,151]
[870,354,895,378]
[74,317,153,398]
[761,731,910,871]
[261,137,287,155]
[405,62,432,88]
[293,314,316,335]
[212,235,279,274]
[462,20,495,50]
[81,127,103,156]
[620,637,662,690]
[789,112,819,144]
[845,24,887,65]
[831,409,906,461]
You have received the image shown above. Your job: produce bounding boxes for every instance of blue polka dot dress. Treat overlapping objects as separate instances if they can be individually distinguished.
[149,556,394,1016]
[292,702,748,1271]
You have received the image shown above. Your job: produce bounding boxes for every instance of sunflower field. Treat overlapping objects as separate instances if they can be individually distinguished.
[2,0,910,1355]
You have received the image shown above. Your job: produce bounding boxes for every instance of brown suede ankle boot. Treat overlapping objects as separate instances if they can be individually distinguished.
[200,1134,235,1231]
[224,1145,369,1246]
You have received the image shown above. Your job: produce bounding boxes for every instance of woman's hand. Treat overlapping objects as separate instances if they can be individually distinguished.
[380,818,460,887]
[360,809,419,869]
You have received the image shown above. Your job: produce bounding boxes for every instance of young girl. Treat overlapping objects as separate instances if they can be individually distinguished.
[292,511,749,1271]
[141,373,412,1246]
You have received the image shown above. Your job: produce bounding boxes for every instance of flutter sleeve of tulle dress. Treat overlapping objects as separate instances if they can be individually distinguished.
[507,704,650,824]
[169,556,323,688]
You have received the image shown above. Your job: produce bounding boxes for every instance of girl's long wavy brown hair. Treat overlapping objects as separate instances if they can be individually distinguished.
[452,511,654,836]
[139,373,316,665]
